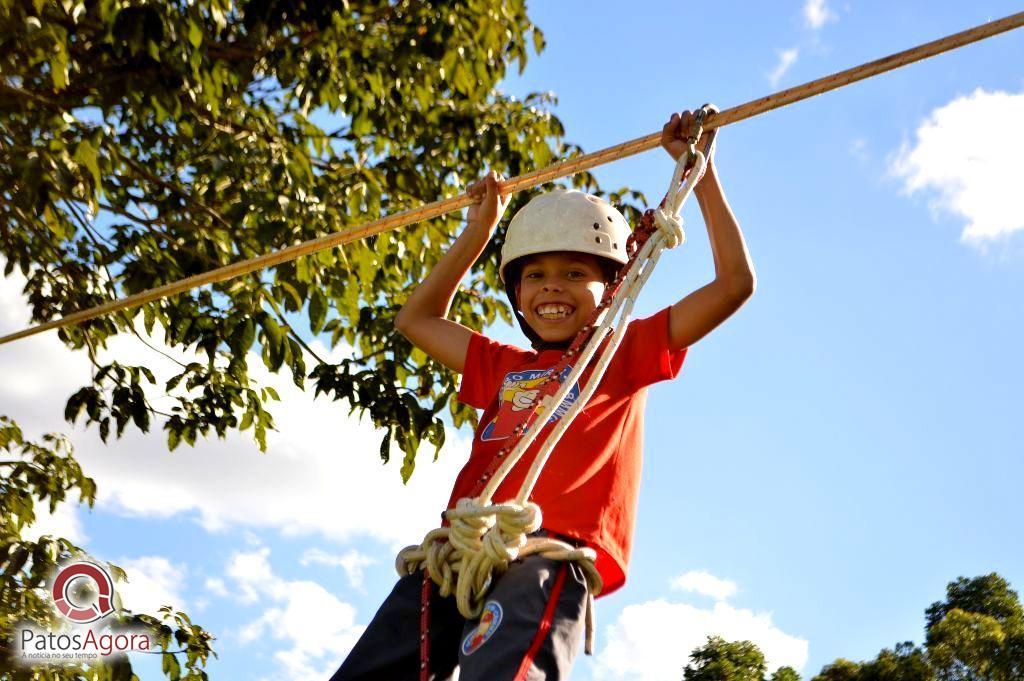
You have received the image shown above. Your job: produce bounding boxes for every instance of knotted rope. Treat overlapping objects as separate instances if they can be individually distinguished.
[398,106,719,666]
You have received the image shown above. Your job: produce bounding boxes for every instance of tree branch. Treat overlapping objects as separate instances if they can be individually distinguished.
[114,150,233,231]
[0,81,62,109]
[260,284,328,366]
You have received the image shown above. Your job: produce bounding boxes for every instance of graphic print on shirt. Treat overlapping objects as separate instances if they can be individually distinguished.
[480,365,579,441]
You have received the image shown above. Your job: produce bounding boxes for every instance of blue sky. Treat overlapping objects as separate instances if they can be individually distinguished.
[3,1,1023,679]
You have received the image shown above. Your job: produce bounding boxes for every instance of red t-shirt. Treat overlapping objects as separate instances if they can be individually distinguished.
[447,307,686,596]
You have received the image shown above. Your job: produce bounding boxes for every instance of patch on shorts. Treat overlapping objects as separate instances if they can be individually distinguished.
[461,601,503,656]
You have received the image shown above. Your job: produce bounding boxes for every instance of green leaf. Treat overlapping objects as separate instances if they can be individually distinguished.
[73,139,102,186]
[228,317,255,356]
[532,27,546,53]
[163,651,182,679]
[309,289,328,334]
[288,339,306,387]
[400,433,417,483]
[379,426,391,464]
[187,19,202,49]
[279,281,303,311]
[49,44,69,90]
[351,111,372,137]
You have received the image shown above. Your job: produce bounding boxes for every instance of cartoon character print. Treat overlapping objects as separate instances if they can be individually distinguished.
[461,601,503,656]
[480,365,579,441]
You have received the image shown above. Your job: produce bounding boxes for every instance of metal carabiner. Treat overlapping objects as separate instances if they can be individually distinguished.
[685,103,719,171]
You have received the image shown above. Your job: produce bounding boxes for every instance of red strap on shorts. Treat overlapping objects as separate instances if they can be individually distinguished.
[513,563,569,681]
[419,570,431,681]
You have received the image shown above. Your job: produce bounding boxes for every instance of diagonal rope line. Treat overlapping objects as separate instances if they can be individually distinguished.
[2,10,1022,347]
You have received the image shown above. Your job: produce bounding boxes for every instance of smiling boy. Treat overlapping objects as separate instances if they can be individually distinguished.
[329,110,756,681]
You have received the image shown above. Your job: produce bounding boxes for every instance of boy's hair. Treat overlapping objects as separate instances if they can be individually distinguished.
[505,254,622,291]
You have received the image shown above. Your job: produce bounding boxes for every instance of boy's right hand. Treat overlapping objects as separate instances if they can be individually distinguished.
[466,170,511,232]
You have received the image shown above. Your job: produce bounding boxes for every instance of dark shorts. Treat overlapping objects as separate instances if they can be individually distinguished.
[329,549,590,681]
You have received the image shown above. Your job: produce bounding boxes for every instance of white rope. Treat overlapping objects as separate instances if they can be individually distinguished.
[397,137,713,655]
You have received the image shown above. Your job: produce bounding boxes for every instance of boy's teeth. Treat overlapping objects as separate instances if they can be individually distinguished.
[536,303,573,319]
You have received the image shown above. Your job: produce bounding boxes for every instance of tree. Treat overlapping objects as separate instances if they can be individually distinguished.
[0,0,646,480]
[925,574,1024,681]
[684,636,769,681]
[812,574,1024,681]
[810,640,934,681]
[0,415,215,678]
[675,575,1024,681]
[849,642,932,681]
[811,660,861,681]
[679,636,802,680]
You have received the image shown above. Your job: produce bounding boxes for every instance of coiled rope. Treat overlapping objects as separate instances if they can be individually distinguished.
[397,108,718,670]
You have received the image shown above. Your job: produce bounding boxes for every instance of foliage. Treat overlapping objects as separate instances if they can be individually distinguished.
[680,574,1024,681]
[809,573,1024,681]
[0,415,215,679]
[924,574,1024,681]
[811,660,861,681]
[684,636,769,681]
[813,642,932,681]
[0,0,647,480]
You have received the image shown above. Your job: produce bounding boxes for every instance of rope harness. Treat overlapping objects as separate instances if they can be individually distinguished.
[397,106,719,679]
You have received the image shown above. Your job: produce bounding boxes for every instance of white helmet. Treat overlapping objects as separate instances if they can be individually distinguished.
[499,188,632,283]
[499,188,633,348]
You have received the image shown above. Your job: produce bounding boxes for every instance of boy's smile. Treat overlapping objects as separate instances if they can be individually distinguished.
[516,252,607,344]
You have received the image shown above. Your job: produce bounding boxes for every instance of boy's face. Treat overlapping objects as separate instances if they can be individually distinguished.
[515,252,607,344]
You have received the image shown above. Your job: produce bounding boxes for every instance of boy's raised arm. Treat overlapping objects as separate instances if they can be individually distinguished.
[394,171,510,374]
[661,110,757,351]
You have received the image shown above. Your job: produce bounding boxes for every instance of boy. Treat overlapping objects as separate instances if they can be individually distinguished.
[330,110,755,680]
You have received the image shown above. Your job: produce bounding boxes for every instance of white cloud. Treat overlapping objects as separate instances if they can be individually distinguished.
[301,548,376,589]
[0,266,473,553]
[205,576,229,597]
[113,556,188,614]
[850,137,868,163]
[19,502,89,545]
[223,547,364,681]
[769,48,799,87]
[670,570,738,601]
[593,599,808,680]
[889,88,1024,244]
[226,546,276,604]
[804,0,836,30]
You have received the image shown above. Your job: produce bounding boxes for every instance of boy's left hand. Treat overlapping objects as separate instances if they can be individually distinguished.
[660,110,715,164]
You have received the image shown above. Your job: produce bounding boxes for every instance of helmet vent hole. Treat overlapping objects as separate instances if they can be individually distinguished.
[594,237,601,243]
[613,243,618,249]
[606,216,613,222]
[592,222,599,229]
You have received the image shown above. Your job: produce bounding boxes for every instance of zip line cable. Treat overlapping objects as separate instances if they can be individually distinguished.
[1,10,1022,347]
